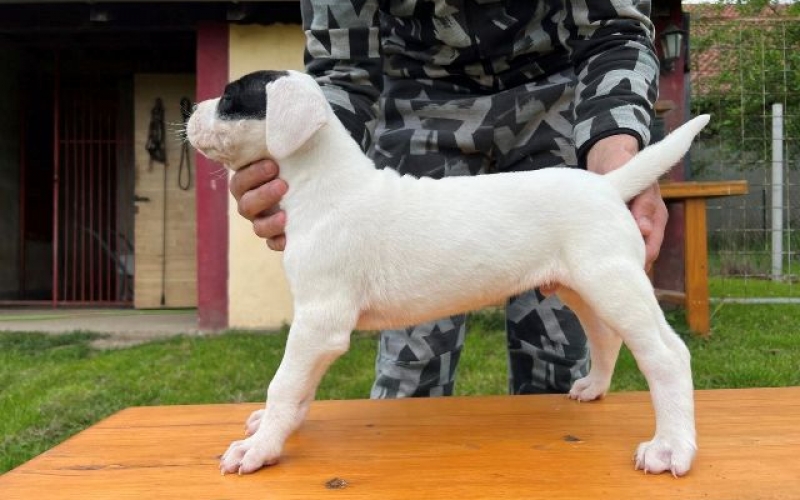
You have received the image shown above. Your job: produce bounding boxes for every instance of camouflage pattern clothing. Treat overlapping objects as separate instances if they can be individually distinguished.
[299,0,660,397]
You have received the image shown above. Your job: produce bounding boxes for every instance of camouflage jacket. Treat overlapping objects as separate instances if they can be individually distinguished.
[301,0,659,172]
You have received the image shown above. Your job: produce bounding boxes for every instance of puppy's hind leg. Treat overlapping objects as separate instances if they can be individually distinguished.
[220,303,357,475]
[571,262,696,477]
[634,306,696,476]
[557,287,622,402]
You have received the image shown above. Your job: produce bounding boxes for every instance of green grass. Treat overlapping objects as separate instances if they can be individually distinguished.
[2,306,799,473]
[710,275,800,298]
[708,252,800,298]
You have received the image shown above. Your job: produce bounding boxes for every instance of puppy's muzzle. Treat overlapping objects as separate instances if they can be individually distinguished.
[187,98,233,165]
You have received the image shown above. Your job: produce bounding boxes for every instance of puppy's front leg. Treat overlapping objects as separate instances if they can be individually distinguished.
[220,308,355,475]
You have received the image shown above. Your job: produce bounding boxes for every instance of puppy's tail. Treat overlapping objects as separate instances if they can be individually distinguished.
[605,114,710,202]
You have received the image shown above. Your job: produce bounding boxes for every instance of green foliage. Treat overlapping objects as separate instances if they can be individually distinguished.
[716,1,800,17]
[690,3,800,170]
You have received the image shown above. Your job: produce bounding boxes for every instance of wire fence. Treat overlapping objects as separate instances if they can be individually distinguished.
[689,13,800,302]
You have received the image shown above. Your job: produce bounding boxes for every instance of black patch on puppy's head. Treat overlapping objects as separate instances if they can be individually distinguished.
[217,70,288,120]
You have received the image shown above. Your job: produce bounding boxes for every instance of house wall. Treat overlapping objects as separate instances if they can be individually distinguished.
[227,23,305,329]
[0,42,21,299]
[133,74,198,308]
[652,5,691,293]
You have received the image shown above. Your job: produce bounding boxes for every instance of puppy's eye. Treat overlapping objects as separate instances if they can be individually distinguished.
[218,95,234,113]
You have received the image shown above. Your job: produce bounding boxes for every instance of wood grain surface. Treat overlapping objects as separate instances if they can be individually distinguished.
[1,388,798,499]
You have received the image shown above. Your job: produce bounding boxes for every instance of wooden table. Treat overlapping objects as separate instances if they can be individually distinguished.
[2,388,798,499]
[658,180,749,334]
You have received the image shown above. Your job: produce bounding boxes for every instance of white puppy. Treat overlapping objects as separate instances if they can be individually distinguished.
[188,70,708,477]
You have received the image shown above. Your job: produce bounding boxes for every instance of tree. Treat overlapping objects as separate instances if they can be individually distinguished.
[689,1,800,171]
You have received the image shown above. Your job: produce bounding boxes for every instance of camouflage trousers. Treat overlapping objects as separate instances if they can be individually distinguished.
[368,70,590,398]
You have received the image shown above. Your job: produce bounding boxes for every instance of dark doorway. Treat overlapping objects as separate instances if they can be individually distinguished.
[55,72,135,304]
[17,64,55,302]
[0,27,195,306]
[10,53,138,305]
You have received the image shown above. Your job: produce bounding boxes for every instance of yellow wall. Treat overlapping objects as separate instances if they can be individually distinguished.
[133,74,197,308]
[227,24,305,329]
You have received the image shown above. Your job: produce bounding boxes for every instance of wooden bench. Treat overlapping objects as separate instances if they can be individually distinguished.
[1,388,798,499]
[657,180,749,335]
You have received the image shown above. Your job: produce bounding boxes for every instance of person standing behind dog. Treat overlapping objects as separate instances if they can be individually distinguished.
[230,1,667,397]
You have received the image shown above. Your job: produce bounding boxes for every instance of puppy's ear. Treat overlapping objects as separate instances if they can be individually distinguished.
[266,75,329,160]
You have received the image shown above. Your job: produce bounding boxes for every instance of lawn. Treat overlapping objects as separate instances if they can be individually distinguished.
[2,305,799,473]
[708,253,800,298]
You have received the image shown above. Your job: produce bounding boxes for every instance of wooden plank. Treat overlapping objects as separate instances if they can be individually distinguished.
[654,288,685,305]
[684,198,711,334]
[659,180,748,200]
[2,388,799,499]
[655,180,748,334]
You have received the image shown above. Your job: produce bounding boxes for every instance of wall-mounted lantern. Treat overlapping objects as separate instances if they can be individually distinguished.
[659,24,685,73]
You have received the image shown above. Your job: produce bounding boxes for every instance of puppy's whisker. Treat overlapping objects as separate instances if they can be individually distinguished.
[168,122,190,141]
[170,128,189,139]
[211,168,230,180]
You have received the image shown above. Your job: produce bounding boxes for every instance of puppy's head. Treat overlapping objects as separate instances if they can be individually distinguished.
[187,70,330,170]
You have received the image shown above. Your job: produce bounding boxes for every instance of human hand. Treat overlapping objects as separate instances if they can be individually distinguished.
[586,134,668,271]
[627,183,668,271]
[229,160,289,251]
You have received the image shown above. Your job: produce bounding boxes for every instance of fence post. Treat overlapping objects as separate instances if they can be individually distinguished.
[771,102,784,280]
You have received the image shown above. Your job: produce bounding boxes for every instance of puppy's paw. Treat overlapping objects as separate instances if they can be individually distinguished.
[634,436,696,477]
[244,409,265,436]
[219,434,280,475]
[568,374,609,402]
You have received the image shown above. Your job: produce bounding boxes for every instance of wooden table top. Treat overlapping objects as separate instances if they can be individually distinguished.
[2,388,798,499]
[659,180,749,200]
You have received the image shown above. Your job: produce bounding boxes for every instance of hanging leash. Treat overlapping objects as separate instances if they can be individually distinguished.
[145,97,169,305]
[178,97,193,190]
[145,98,167,170]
